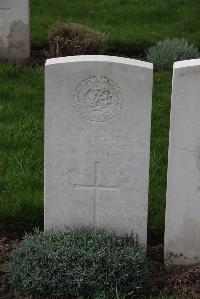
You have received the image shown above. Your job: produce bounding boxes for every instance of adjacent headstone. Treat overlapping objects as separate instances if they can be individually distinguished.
[45,55,153,248]
[0,0,30,60]
[165,59,200,265]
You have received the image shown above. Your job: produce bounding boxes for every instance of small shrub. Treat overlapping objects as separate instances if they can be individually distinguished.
[146,38,200,70]
[48,22,106,57]
[7,227,148,298]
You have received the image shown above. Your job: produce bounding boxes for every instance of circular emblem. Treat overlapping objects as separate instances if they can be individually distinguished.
[73,76,123,122]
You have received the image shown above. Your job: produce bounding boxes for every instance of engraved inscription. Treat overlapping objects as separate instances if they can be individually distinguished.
[0,6,10,10]
[197,145,200,171]
[82,133,135,158]
[197,144,200,195]
[73,76,123,122]
[175,141,200,195]
[74,162,119,226]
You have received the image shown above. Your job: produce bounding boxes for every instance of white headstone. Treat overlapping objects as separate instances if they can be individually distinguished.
[0,0,30,60]
[165,59,200,265]
[45,55,153,248]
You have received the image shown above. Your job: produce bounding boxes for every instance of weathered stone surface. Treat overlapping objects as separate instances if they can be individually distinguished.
[45,55,153,248]
[165,59,200,265]
[0,0,30,60]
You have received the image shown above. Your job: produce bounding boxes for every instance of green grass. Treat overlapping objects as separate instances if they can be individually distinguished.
[0,66,44,231]
[149,72,172,233]
[0,66,171,233]
[30,0,200,54]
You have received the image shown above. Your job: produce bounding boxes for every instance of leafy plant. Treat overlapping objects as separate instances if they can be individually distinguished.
[48,22,106,57]
[146,38,199,70]
[7,227,148,298]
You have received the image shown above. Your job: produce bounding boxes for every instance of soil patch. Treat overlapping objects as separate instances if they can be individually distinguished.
[0,49,48,67]
[0,236,21,299]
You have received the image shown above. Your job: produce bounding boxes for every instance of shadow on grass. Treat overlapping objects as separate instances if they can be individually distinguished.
[0,202,43,235]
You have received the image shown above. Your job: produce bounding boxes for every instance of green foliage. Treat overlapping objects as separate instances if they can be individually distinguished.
[147,38,199,70]
[30,0,200,55]
[48,22,106,57]
[8,228,149,298]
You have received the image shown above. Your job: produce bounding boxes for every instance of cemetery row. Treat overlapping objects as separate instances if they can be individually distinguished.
[45,55,200,266]
[1,0,200,267]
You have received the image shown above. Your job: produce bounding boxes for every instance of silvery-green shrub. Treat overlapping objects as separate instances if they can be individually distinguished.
[7,227,149,298]
[146,38,199,70]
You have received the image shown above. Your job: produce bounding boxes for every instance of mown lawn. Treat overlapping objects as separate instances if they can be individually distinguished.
[30,0,200,54]
[0,65,171,234]
[0,66,44,231]
[149,72,172,233]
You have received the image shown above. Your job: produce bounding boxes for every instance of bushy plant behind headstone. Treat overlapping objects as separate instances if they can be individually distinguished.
[7,227,149,298]
[146,38,199,70]
[48,22,106,57]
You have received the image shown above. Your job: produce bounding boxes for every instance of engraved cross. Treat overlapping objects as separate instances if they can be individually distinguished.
[0,7,10,10]
[74,162,119,226]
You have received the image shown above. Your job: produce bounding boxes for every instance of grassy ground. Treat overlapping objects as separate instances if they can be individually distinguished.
[0,66,44,231]
[0,66,171,234]
[30,0,200,54]
[149,72,172,233]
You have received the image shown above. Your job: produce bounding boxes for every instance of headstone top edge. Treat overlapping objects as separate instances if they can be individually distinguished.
[174,58,200,70]
[45,55,153,69]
